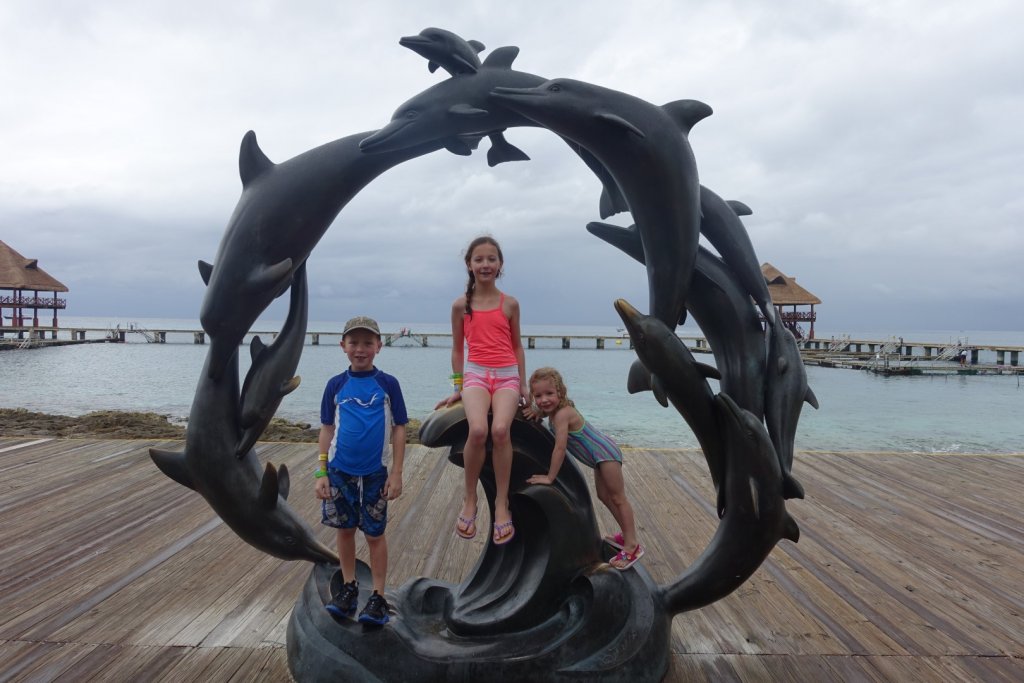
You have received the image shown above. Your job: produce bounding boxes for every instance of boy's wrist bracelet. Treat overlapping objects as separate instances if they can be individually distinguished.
[314,469,327,478]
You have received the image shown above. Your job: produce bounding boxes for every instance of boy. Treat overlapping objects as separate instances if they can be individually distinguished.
[315,316,407,625]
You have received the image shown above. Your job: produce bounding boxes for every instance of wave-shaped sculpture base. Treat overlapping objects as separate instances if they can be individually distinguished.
[287,561,670,682]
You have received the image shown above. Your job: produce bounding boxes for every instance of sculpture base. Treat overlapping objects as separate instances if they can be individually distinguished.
[287,560,670,682]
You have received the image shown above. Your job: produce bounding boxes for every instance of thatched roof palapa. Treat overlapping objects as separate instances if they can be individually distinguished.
[761,263,820,306]
[0,240,68,292]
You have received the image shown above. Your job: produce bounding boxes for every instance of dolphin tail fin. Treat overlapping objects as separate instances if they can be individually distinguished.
[782,513,800,543]
[149,447,195,491]
[198,260,213,286]
[258,462,281,509]
[598,185,629,219]
[586,221,645,264]
[486,132,530,167]
[782,472,805,500]
[805,387,820,410]
[661,99,714,136]
[238,130,274,187]
[481,45,519,69]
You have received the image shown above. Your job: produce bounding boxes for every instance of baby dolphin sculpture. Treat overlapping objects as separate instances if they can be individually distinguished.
[399,27,485,75]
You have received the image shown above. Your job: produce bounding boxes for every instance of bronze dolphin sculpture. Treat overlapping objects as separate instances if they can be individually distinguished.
[150,349,337,564]
[198,130,444,380]
[658,392,800,614]
[399,27,485,76]
[765,313,819,499]
[490,78,710,329]
[236,261,308,456]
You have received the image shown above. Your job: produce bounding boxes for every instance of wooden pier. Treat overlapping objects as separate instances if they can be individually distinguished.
[2,325,1021,372]
[1,437,1021,681]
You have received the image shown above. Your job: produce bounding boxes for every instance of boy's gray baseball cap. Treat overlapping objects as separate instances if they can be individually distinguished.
[342,316,380,336]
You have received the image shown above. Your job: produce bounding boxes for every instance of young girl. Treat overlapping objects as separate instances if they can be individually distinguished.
[437,236,528,545]
[526,367,644,570]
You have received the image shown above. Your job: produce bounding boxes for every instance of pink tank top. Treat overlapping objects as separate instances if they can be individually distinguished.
[464,293,517,367]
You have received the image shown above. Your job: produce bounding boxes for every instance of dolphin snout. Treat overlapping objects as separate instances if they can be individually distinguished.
[614,298,644,337]
[399,35,430,49]
[359,119,414,152]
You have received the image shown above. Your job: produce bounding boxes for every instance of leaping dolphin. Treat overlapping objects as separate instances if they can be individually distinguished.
[658,392,799,614]
[614,298,726,515]
[399,27,485,76]
[199,129,444,380]
[236,261,308,456]
[491,79,710,329]
[150,350,337,564]
[697,186,775,325]
[359,44,628,211]
[765,314,819,499]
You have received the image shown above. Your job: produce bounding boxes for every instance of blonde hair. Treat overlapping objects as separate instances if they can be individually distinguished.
[529,367,575,412]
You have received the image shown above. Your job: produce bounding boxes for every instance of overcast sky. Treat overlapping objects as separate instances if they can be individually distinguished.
[2,0,1021,334]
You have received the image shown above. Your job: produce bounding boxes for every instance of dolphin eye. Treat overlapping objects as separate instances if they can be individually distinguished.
[284,535,297,546]
[405,110,418,120]
[548,83,561,92]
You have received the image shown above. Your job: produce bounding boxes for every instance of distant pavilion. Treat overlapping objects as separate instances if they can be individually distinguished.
[0,240,69,336]
[762,262,820,340]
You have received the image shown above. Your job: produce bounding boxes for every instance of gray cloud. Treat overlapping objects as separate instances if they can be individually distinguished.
[2,0,1021,332]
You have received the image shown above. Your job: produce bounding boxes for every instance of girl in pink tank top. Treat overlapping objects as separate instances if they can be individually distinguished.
[436,236,527,545]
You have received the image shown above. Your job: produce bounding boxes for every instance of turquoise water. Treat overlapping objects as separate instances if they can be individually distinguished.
[2,317,1022,453]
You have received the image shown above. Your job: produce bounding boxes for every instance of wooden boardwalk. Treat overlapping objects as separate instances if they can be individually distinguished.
[1,437,1021,682]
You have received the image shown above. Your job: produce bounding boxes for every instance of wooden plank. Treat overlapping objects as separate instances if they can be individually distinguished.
[1,438,1022,682]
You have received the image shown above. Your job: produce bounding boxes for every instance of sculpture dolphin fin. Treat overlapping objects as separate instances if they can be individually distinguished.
[661,99,714,136]
[805,387,820,410]
[486,132,530,166]
[650,374,669,408]
[258,462,280,510]
[595,112,645,138]
[149,448,195,491]
[568,143,629,218]
[444,138,475,156]
[198,260,213,286]
[238,130,274,188]
[449,103,489,118]
[278,463,291,500]
[626,359,652,395]
[782,473,805,500]
[783,513,801,543]
[695,361,722,381]
[586,221,645,263]
[250,258,293,295]
[250,335,267,362]
[481,45,519,69]
[726,199,752,217]
[280,375,301,395]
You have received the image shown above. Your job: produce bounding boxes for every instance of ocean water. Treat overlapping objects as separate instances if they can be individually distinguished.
[2,317,1022,454]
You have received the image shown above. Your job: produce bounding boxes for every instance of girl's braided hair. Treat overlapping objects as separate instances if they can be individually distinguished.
[463,235,504,318]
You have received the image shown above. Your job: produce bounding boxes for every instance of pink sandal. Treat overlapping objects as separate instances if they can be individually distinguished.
[603,532,625,549]
[610,544,644,570]
[455,510,477,539]
[492,519,515,545]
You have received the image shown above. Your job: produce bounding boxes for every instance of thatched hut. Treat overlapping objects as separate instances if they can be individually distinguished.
[0,240,68,336]
[762,262,820,339]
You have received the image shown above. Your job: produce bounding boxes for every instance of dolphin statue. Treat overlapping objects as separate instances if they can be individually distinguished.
[658,392,799,614]
[588,224,766,417]
[615,298,727,515]
[765,314,819,499]
[236,261,308,456]
[490,79,711,329]
[149,350,337,564]
[697,185,775,324]
[359,42,628,212]
[198,129,444,380]
[399,27,485,76]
